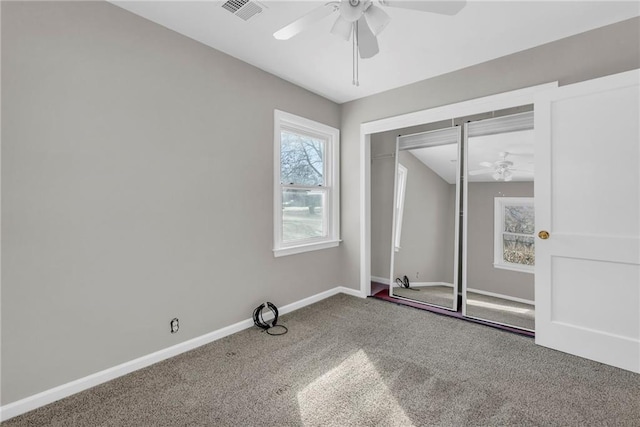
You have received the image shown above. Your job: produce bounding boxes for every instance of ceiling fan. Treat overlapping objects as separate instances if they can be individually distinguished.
[469,152,533,182]
[273,0,467,60]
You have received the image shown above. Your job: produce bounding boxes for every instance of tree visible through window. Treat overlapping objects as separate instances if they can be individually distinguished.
[281,131,324,186]
[494,197,535,273]
[274,110,340,257]
[280,130,326,242]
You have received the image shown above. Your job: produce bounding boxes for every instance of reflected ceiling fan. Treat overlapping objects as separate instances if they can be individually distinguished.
[273,0,467,85]
[469,152,533,182]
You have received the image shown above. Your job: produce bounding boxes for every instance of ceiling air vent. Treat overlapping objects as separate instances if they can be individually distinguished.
[221,0,264,21]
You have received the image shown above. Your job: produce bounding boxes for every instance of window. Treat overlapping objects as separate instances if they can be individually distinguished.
[394,164,407,252]
[273,110,339,257]
[494,197,534,273]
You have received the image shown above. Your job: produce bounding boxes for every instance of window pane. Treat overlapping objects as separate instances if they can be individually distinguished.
[282,189,326,242]
[504,205,534,234]
[503,234,535,266]
[281,131,325,186]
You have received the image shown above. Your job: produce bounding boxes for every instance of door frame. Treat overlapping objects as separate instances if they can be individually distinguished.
[359,82,558,297]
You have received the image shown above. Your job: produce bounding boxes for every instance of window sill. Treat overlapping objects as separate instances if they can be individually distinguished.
[273,239,340,257]
[493,263,535,274]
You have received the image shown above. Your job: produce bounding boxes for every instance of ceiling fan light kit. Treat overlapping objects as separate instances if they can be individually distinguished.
[470,152,533,182]
[273,0,467,85]
[493,168,513,182]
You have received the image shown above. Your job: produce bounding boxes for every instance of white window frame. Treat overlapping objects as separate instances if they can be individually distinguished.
[494,197,535,274]
[273,110,340,257]
[394,164,408,252]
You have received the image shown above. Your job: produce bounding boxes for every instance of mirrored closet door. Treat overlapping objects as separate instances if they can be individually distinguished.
[386,109,536,331]
[389,127,461,311]
[462,112,535,331]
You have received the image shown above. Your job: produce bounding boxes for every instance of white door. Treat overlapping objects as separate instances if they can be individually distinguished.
[534,69,640,373]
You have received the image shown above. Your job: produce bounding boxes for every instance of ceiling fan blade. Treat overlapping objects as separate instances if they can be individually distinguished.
[469,168,494,176]
[357,17,379,59]
[273,3,337,40]
[479,161,494,168]
[364,4,390,36]
[511,169,534,173]
[330,15,353,41]
[380,0,467,15]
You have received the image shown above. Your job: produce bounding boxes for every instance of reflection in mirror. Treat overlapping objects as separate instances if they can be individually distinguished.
[390,128,460,310]
[464,114,535,330]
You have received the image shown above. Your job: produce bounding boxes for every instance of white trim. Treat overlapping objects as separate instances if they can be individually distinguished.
[361,83,557,136]
[0,2,3,410]
[421,282,454,288]
[0,286,363,422]
[273,239,340,257]
[334,286,365,299]
[466,287,535,306]
[360,82,558,297]
[462,122,470,317]
[274,110,340,257]
[493,263,534,274]
[452,127,462,312]
[395,281,455,288]
[388,136,401,295]
[371,275,391,285]
[372,277,455,289]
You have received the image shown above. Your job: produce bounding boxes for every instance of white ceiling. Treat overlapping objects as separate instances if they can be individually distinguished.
[110,1,640,103]
[409,129,534,183]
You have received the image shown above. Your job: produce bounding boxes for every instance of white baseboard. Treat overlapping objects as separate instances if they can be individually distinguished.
[0,286,364,422]
[394,280,454,288]
[413,282,454,288]
[466,288,534,305]
[371,277,454,289]
[371,275,391,285]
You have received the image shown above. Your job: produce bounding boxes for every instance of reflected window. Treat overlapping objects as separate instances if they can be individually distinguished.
[394,164,408,252]
[494,197,534,273]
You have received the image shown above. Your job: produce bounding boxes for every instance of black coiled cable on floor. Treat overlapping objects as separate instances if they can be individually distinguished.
[396,275,419,291]
[252,302,288,336]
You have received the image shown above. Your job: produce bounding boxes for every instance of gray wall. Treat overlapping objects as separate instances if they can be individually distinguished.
[467,182,534,301]
[370,133,455,283]
[1,1,342,404]
[341,17,640,291]
[394,151,455,284]
[2,0,639,408]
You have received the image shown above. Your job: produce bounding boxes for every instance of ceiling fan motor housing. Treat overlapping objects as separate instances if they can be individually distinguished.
[341,0,367,21]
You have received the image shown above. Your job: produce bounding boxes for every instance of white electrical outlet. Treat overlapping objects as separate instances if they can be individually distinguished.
[170,318,179,333]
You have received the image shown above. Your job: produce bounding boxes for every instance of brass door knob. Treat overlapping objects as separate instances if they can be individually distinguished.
[538,230,550,240]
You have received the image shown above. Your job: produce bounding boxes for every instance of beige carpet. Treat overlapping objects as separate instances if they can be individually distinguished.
[466,292,535,331]
[392,286,534,331]
[3,294,639,426]
[393,285,455,309]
